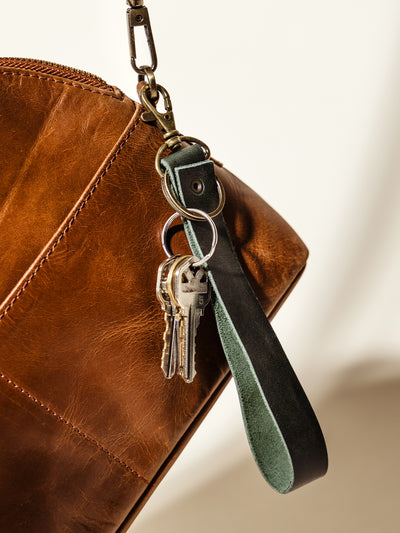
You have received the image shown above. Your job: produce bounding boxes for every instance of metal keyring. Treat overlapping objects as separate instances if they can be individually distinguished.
[160,171,226,222]
[155,137,211,177]
[161,208,218,268]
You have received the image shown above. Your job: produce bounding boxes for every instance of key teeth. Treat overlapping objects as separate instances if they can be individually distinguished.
[161,350,176,379]
[157,255,209,385]
[161,309,178,377]
[161,345,176,378]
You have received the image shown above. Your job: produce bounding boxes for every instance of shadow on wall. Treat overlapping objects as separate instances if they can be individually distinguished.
[133,359,400,533]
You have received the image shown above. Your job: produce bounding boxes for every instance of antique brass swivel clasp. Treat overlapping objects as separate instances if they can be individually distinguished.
[126,0,158,75]
[127,1,183,156]
[140,84,181,149]
[126,0,213,185]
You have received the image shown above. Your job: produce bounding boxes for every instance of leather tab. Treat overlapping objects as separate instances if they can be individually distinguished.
[162,145,328,493]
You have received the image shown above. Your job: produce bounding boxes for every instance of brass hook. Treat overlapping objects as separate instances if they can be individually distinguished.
[126,1,158,74]
[139,84,181,146]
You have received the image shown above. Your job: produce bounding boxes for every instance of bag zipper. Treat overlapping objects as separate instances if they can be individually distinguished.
[0,57,112,91]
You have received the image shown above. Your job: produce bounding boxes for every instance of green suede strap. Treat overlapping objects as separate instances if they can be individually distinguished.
[161,145,328,493]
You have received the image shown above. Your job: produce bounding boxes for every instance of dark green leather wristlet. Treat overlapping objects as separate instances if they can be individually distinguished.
[162,145,328,493]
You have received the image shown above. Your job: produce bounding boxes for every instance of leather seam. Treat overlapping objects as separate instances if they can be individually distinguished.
[0,371,149,484]
[0,117,148,482]
[116,370,233,532]
[0,70,123,100]
[0,117,141,322]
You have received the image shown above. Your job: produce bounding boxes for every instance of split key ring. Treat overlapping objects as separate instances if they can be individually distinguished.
[161,208,218,268]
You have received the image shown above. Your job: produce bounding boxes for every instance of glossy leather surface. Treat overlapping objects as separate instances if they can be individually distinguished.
[0,64,308,532]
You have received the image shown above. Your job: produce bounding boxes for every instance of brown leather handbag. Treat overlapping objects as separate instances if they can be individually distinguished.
[0,2,327,532]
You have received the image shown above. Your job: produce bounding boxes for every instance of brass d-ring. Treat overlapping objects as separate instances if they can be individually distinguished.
[155,137,211,177]
[161,170,226,222]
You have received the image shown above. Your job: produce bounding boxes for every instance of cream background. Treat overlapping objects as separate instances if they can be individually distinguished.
[1,1,399,531]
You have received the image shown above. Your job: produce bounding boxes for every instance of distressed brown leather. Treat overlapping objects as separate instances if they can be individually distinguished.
[0,62,308,532]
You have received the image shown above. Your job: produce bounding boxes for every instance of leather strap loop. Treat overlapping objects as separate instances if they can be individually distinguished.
[161,146,328,493]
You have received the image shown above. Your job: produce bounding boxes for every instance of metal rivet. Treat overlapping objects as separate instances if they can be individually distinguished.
[136,14,144,23]
[191,179,204,195]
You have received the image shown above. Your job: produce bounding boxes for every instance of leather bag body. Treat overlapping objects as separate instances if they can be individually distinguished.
[0,60,308,532]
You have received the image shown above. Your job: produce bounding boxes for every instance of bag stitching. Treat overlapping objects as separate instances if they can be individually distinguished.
[0,372,148,484]
[0,117,148,481]
[0,118,140,321]
[0,70,123,100]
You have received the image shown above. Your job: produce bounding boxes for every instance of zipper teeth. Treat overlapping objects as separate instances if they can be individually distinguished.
[0,57,111,90]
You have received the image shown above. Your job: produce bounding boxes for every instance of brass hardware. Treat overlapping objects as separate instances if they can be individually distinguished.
[127,1,157,74]
[155,136,211,177]
[127,1,210,166]
[139,66,158,101]
[191,180,204,195]
[160,166,226,222]
[126,1,224,222]
[139,84,182,150]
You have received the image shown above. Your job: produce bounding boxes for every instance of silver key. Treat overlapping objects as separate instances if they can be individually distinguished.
[170,256,211,383]
[156,256,181,379]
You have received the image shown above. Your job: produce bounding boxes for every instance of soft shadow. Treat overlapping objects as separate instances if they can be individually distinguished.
[133,359,400,533]
[311,33,400,346]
